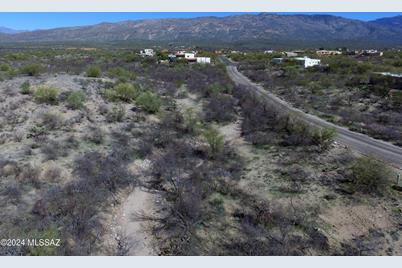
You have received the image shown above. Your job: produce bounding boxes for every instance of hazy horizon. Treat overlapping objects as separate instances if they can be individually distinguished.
[0,12,401,31]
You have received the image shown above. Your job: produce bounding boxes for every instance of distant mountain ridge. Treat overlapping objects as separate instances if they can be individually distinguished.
[0,26,26,34]
[371,15,402,28]
[0,13,402,48]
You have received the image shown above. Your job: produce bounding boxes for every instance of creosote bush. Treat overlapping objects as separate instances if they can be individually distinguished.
[19,81,32,95]
[20,64,43,76]
[351,156,392,194]
[34,86,59,104]
[312,127,337,150]
[107,104,126,122]
[66,91,86,110]
[86,65,102,78]
[203,127,225,158]
[105,83,140,102]
[136,91,162,113]
[183,108,202,134]
[0,63,11,72]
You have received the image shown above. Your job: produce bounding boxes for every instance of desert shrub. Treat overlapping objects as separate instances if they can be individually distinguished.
[19,81,32,95]
[86,65,102,78]
[136,140,153,158]
[107,67,134,82]
[0,63,11,72]
[203,127,225,158]
[106,104,126,122]
[312,127,337,151]
[136,91,162,113]
[16,163,41,188]
[40,112,63,129]
[105,83,140,102]
[183,108,202,134]
[3,183,21,203]
[351,156,392,194]
[205,94,237,123]
[85,126,104,144]
[66,91,86,110]
[34,86,59,104]
[43,166,62,182]
[20,64,43,76]
[206,83,231,96]
[41,140,69,160]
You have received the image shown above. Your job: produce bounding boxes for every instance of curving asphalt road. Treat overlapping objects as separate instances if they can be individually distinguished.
[221,57,402,169]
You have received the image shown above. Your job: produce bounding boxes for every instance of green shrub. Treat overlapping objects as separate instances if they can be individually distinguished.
[20,64,43,76]
[352,156,392,194]
[106,104,126,122]
[86,65,102,78]
[105,83,140,102]
[107,67,134,82]
[67,91,86,110]
[34,86,59,104]
[136,91,162,113]
[0,63,11,72]
[203,127,225,158]
[183,108,202,134]
[20,81,32,95]
[206,83,231,96]
[312,127,337,150]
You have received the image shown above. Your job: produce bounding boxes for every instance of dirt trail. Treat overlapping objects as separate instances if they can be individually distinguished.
[111,159,156,255]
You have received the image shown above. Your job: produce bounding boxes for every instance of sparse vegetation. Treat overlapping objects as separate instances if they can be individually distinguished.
[0,47,400,257]
[86,65,102,78]
[20,63,43,76]
[203,127,225,158]
[66,91,86,109]
[107,104,126,122]
[105,82,140,102]
[19,80,32,94]
[351,156,392,194]
[136,91,162,113]
[34,86,60,104]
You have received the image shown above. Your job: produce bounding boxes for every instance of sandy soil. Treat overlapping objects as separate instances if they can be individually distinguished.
[110,159,157,256]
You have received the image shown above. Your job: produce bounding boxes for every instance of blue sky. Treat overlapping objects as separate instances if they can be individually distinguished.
[0,12,401,31]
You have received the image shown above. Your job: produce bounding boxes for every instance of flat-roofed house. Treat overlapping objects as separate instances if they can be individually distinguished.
[196,57,211,64]
[294,57,321,68]
[316,50,342,56]
[140,48,155,57]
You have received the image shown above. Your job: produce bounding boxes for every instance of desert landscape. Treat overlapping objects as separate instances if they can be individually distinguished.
[0,13,402,256]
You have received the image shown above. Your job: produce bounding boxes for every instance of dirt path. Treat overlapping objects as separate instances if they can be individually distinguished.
[110,159,156,256]
[115,184,155,255]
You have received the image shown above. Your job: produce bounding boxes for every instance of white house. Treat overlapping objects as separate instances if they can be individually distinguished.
[196,57,211,64]
[316,50,342,56]
[140,49,155,57]
[184,53,196,60]
[294,57,321,68]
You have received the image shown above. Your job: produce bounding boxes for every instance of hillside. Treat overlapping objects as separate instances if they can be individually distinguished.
[0,13,402,48]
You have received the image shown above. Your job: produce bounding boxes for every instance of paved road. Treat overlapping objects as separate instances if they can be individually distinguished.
[221,57,402,169]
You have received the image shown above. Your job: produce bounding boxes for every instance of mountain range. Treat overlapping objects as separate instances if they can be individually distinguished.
[0,14,402,48]
[0,26,26,34]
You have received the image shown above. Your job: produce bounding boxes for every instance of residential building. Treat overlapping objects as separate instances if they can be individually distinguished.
[196,57,211,64]
[294,57,321,68]
[316,50,342,56]
[140,48,155,57]
[283,51,298,57]
[184,53,196,60]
